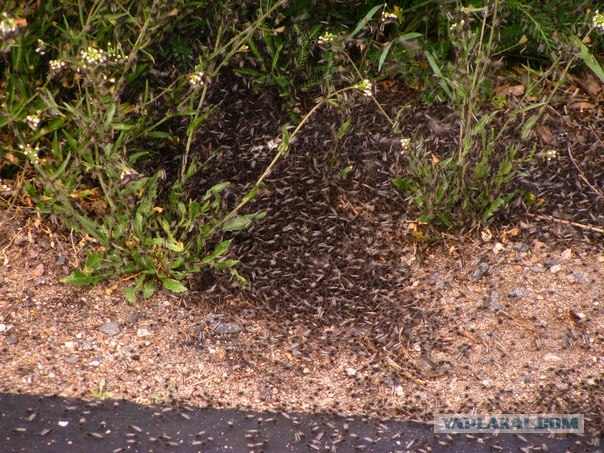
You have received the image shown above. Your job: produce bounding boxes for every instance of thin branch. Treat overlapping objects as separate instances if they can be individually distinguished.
[567,144,604,199]
[526,213,603,234]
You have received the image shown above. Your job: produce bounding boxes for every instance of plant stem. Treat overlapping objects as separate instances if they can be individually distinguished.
[214,84,361,233]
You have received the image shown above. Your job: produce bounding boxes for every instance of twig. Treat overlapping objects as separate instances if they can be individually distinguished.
[526,213,603,234]
[567,144,604,199]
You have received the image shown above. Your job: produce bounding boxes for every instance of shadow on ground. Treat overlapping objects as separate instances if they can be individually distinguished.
[0,394,600,452]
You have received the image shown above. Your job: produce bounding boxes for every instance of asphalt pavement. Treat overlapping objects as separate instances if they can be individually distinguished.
[0,393,601,452]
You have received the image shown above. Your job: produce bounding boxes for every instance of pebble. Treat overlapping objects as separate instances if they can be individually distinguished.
[428,273,450,289]
[136,328,152,337]
[209,322,241,334]
[469,263,489,281]
[13,235,27,246]
[550,264,562,274]
[89,360,101,367]
[66,356,79,364]
[573,273,589,284]
[125,313,142,324]
[56,255,67,265]
[100,322,120,337]
[508,287,528,300]
[530,265,547,273]
[489,291,502,311]
[346,367,357,377]
[543,353,562,362]
[6,335,18,345]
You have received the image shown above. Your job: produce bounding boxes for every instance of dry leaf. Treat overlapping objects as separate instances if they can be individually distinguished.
[570,101,596,111]
[495,84,525,96]
[536,125,554,144]
[571,74,602,97]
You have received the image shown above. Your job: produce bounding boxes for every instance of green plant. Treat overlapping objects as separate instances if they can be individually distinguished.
[0,0,285,301]
[392,1,603,229]
[91,378,111,400]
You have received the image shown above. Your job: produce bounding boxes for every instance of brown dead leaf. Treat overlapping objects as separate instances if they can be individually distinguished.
[536,125,554,144]
[495,84,525,97]
[569,101,596,112]
[571,74,603,97]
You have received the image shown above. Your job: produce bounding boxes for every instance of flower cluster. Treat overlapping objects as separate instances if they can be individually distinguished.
[25,114,41,130]
[0,179,11,192]
[356,79,373,97]
[544,149,558,161]
[0,13,19,37]
[36,39,47,55]
[593,10,604,32]
[19,144,41,165]
[49,59,66,73]
[450,19,466,32]
[381,11,398,23]
[400,137,411,151]
[188,70,205,88]
[317,32,335,46]
[78,43,124,72]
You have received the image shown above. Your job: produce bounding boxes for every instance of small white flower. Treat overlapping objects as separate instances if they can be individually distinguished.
[356,79,373,97]
[80,46,107,66]
[400,137,411,150]
[317,32,335,46]
[381,11,398,22]
[593,10,604,32]
[49,59,66,73]
[19,144,41,165]
[25,114,41,130]
[545,149,558,161]
[36,39,47,55]
[188,71,205,88]
[0,14,19,37]
[0,179,11,192]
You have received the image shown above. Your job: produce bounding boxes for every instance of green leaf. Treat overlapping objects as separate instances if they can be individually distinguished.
[203,239,232,263]
[378,33,422,72]
[161,277,188,293]
[392,177,416,193]
[214,259,239,270]
[61,270,104,286]
[347,3,384,39]
[378,41,394,72]
[521,114,540,140]
[147,131,173,140]
[104,103,116,129]
[483,197,505,220]
[424,51,453,100]
[188,201,200,221]
[222,212,267,232]
[166,239,184,252]
[579,42,604,83]
[83,253,103,274]
[142,280,155,299]
[336,117,352,140]
[124,285,137,303]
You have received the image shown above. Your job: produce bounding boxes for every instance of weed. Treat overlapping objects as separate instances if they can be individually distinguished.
[0,0,285,301]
